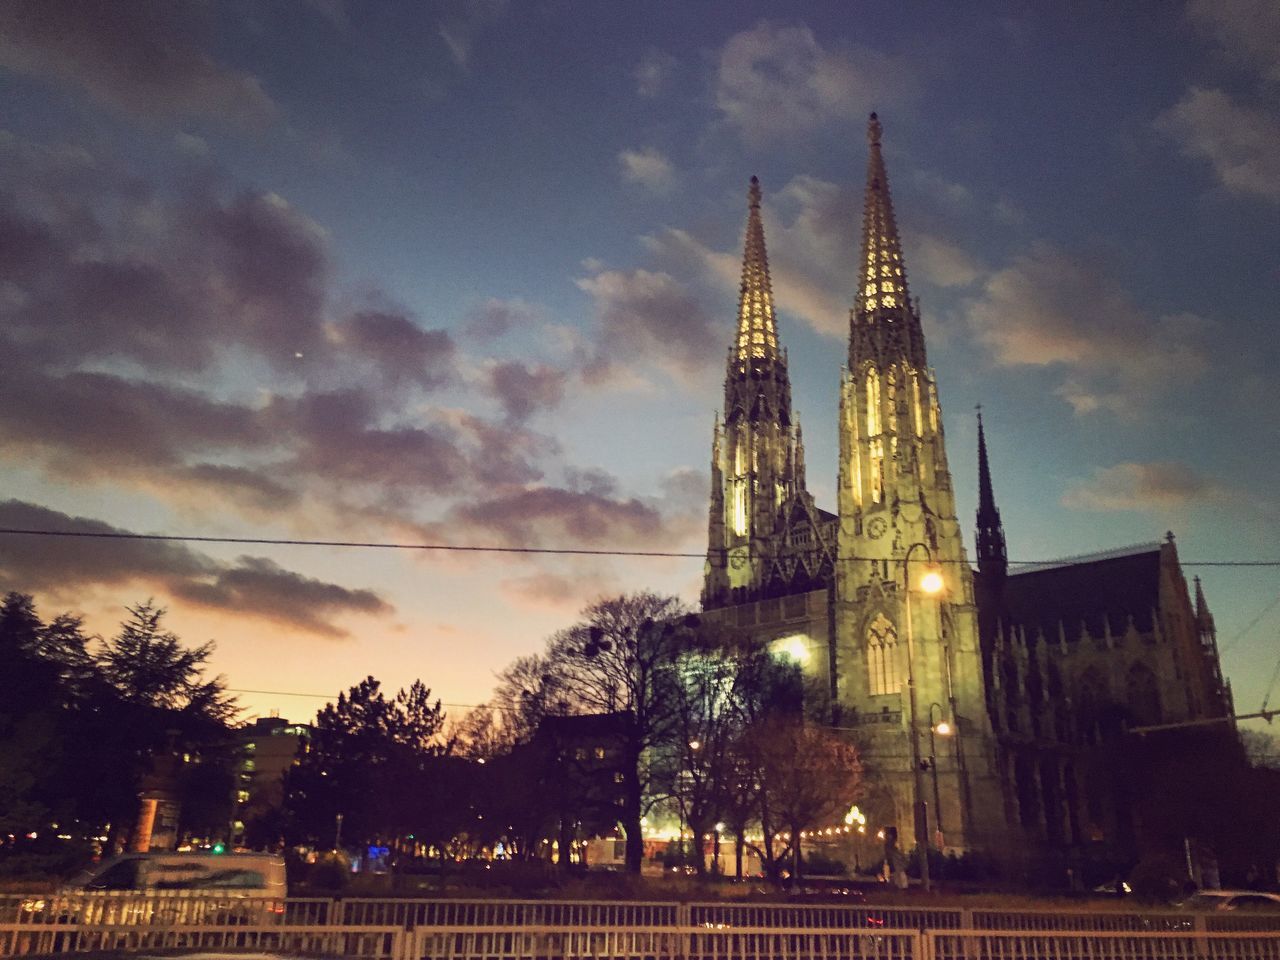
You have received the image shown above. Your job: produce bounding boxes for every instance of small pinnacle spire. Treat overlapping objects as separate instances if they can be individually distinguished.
[868,111,882,145]
[977,408,996,516]
[735,176,779,363]
[975,407,1007,582]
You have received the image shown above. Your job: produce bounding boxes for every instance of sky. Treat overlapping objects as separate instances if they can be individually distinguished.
[1,0,1278,731]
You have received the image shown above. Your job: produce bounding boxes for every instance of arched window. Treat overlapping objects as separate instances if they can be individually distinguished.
[1126,663,1162,726]
[911,374,924,437]
[869,439,884,503]
[866,613,899,697]
[866,368,881,436]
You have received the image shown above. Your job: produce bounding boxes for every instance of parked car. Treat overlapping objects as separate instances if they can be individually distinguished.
[1178,891,1280,912]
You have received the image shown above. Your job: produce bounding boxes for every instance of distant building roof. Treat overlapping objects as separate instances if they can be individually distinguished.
[998,544,1163,639]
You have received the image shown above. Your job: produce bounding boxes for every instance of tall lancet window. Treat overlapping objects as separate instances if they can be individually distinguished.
[866,613,900,696]
[731,481,747,537]
[886,367,898,433]
[866,368,881,436]
[912,374,924,437]
[731,434,748,536]
[869,439,884,503]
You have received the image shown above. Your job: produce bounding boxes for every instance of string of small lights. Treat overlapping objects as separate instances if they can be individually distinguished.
[1,526,1276,567]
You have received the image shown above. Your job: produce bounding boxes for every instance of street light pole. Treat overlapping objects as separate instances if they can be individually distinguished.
[928,703,952,849]
[903,542,942,892]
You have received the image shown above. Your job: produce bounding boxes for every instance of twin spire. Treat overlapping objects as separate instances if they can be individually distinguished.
[735,176,779,363]
[855,112,911,321]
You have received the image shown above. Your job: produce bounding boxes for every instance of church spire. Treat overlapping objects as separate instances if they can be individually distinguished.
[854,113,911,323]
[735,176,779,364]
[975,408,1008,584]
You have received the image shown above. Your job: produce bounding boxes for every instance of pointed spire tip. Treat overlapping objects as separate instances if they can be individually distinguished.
[868,112,882,145]
[748,175,761,208]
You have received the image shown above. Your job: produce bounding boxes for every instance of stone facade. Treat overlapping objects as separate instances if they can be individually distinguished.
[702,113,1232,866]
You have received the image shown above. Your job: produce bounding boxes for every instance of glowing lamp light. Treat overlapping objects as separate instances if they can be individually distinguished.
[919,569,944,594]
[934,720,953,736]
[773,634,810,664]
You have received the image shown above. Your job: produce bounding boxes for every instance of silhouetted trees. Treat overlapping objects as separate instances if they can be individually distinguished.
[0,593,237,863]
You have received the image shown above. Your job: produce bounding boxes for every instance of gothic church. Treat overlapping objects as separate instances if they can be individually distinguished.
[702,114,1232,863]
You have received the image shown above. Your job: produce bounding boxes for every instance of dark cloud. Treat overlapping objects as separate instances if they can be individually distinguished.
[574,266,718,380]
[449,486,666,548]
[0,367,266,477]
[1156,87,1280,202]
[337,311,456,390]
[0,0,276,126]
[1186,0,1280,85]
[1061,462,1227,512]
[463,297,543,340]
[963,244,1211,415]
[487,361,567,422]
[0,177,330,373]
[172,556,389,639]
[714,22,914,146]
[0,500,390,638]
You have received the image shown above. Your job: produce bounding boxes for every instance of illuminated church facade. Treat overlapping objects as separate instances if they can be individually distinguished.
[702,114,1233,862]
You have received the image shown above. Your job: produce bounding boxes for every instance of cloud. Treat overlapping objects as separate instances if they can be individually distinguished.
[0,163,333,374]
[0,0,276,127]
[333,311,456,390]
[463,297,544,340]
[913,234,984,288]
[172,556,390,639]
[635,48,676,97]
[963,244,1210,414]
[574,266,718,380]
[1061,462,1226,512]
[447,483,667,550]
[438,0,506,68]
[1156,86,1280,201]
[714,21,913,145]
[487,361,567,422]
[618,147,677,194]
[0,500,390,638]
[1186,0,1280,85]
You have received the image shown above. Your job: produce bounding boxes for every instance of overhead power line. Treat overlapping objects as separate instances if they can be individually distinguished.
[0,527,1276,567]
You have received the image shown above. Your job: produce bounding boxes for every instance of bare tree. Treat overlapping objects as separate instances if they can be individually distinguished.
[746,717,862,883]
[549,592,697,874]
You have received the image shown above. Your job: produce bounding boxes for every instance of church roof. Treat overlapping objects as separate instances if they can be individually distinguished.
[998,545,1162,639]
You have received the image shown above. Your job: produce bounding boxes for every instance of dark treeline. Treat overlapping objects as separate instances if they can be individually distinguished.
[1,588,862,886]
[0,592,237,867]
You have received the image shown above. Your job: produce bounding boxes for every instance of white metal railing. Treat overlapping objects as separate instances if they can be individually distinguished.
[0,924,406,960]
[6,893,1280,959]
[2,921,1279,960]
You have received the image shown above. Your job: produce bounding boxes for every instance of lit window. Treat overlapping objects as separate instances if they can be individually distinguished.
[869,439,884,503]
[883,295,896,307]
[865,283,876,298]
[731,480,748,536]
[614,772,625,783]
[867,297,877,310]
[866,370,881,436]
[236,790,250,804]
[912,375,923,437]
[594,747,606,760]
[866,614,900,696]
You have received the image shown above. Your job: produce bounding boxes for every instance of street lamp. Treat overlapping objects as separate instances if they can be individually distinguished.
[902,542,943,892]
[927,703,953,850]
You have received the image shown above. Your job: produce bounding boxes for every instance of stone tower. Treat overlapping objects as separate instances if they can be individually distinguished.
[705,177,817,607]
[834,113,1001,852]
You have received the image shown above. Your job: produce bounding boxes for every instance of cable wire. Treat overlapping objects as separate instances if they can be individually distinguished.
[1,527,1276,567]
